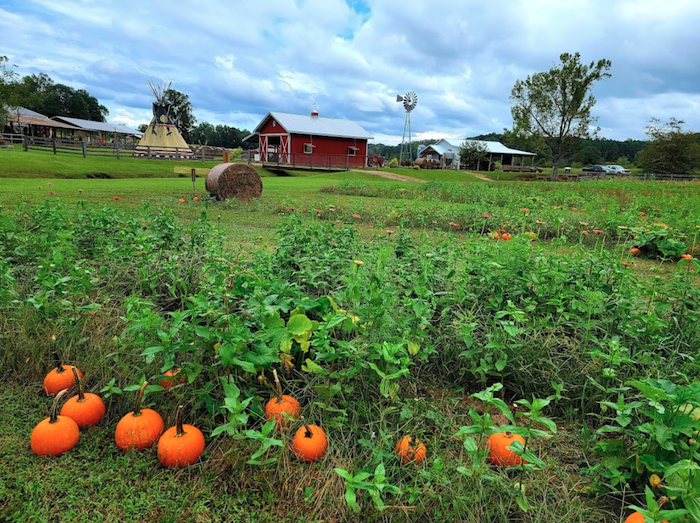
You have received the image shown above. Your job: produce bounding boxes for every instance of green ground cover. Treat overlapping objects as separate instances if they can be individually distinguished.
[1,152,700,522]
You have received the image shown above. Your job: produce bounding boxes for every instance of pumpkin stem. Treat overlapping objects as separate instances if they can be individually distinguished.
[658,496,669,509]
[273,369,284,402]
[51,335,65,374]
[49,389,68,424]
[174,405,186,437]
[504,431,513,438]
[71,366,85,401]
[133,381,148,417]
[304,424,313,438]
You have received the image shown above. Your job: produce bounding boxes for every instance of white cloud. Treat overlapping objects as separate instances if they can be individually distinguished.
[3,0,700,144]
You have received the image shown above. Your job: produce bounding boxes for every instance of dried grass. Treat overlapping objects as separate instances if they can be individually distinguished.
[205,163,263,201]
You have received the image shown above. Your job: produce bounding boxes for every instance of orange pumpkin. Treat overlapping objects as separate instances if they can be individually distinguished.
[265,369,301,429]
[60,367,105,428]
[160,368,186,389]
[43,338,83,396]
[487,431,526,467]
[629,248,641,256]
[624,514,668,523]
[681,254,693,259]
[292,424,328,462]
[395,436,427,465]
[115,382,164,450]
[31,389,80,456]
[157,405,205,468]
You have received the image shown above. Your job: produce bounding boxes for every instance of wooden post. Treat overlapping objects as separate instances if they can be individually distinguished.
[201,148,205,163]
[22,135,28,152]
[116,140,120,160]
[81,140,86,157]
[223,149,230,163]
[191,168,196,199]
[52,137,56,155]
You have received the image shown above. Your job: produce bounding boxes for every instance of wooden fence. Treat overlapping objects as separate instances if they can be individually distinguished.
[261,152,366,171]
[1,133,24,144]
[21,136,225,162]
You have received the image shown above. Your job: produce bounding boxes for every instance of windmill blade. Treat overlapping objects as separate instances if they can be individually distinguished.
[396,94,404,102]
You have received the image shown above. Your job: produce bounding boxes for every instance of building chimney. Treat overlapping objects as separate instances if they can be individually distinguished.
[311,103,318,118]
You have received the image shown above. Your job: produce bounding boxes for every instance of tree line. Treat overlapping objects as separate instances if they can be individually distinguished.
[1,57,108,127]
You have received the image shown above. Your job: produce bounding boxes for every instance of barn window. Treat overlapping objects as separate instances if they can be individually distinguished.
[348,146,357,156]
[304,143,314,154]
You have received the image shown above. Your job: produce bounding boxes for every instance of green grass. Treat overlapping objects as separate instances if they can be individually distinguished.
[375,166,490,182]
[2,150,700,522]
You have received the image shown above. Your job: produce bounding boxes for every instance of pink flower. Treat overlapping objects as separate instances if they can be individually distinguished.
[48,191,56,195]
[593,230,605,235]
[482,214,491,219]
[314,209,322,213]
[352,214,361,219]
[621,262,633,268]
[288,207,296,211]
[113,196,122,201]
[47,183,53,186]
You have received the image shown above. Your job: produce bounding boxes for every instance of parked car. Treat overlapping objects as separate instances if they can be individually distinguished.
[605,165,631,174]
[582,164,612,173]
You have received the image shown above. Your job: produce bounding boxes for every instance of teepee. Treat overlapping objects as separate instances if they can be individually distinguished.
[135,81,192,158]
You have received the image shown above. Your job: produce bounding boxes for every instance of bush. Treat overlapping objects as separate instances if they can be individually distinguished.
[388,158,398,168]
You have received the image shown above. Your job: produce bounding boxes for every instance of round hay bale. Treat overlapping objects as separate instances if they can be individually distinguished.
[205,163,263,201]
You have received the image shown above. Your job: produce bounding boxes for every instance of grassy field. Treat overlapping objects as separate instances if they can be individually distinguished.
[1,152,700,522]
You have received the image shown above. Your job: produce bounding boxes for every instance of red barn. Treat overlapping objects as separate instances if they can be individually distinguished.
[250,108,373,170]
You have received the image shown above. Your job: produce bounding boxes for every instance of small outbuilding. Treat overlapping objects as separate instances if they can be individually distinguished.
[417,138,537,171]
[248,107,373,170]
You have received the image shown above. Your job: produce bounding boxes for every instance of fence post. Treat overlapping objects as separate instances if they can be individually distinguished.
[81,140,86,157]
[52,137,57,155]
[148,146,152,159]
[116,140,120,160]
[201,148,205,163]
[22,135,28,152]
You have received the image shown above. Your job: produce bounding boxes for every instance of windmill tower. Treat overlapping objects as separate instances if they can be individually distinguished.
[396,91,417,165]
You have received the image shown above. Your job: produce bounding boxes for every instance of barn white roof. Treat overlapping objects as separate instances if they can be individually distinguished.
[429,138,535,156]
[254,112,373,140]
[52,116,143,137]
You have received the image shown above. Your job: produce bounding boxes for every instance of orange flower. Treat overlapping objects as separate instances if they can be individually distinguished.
[352,214,361,219]
[630,248,641,256]
[681,254,693,259]
[520,208,529,213]
[621,262,634,267]
[314,209,322,213]
[582,230,589,236]
[112,196,121,200]
[192,197,199,202]
[639,211,646,217]
[178,199,185,203]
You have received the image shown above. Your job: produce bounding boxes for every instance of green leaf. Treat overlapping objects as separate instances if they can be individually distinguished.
[231,358,256,373]
[287,314,313,336]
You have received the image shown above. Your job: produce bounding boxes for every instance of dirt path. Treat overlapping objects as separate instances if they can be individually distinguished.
[353,169,426,183]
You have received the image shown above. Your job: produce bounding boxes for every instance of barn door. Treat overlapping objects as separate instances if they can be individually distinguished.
[280,134,289,164]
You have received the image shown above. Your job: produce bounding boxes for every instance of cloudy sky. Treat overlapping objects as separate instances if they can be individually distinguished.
[1,0,699,145]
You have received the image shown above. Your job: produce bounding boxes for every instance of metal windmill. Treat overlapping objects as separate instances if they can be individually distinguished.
[396,91,417,165]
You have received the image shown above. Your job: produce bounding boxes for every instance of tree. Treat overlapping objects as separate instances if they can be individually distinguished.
[459,139,489,170]
[164,89,196,143]
[510,52,611,180]
[636,118,700,174]
[0,55,18,130]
